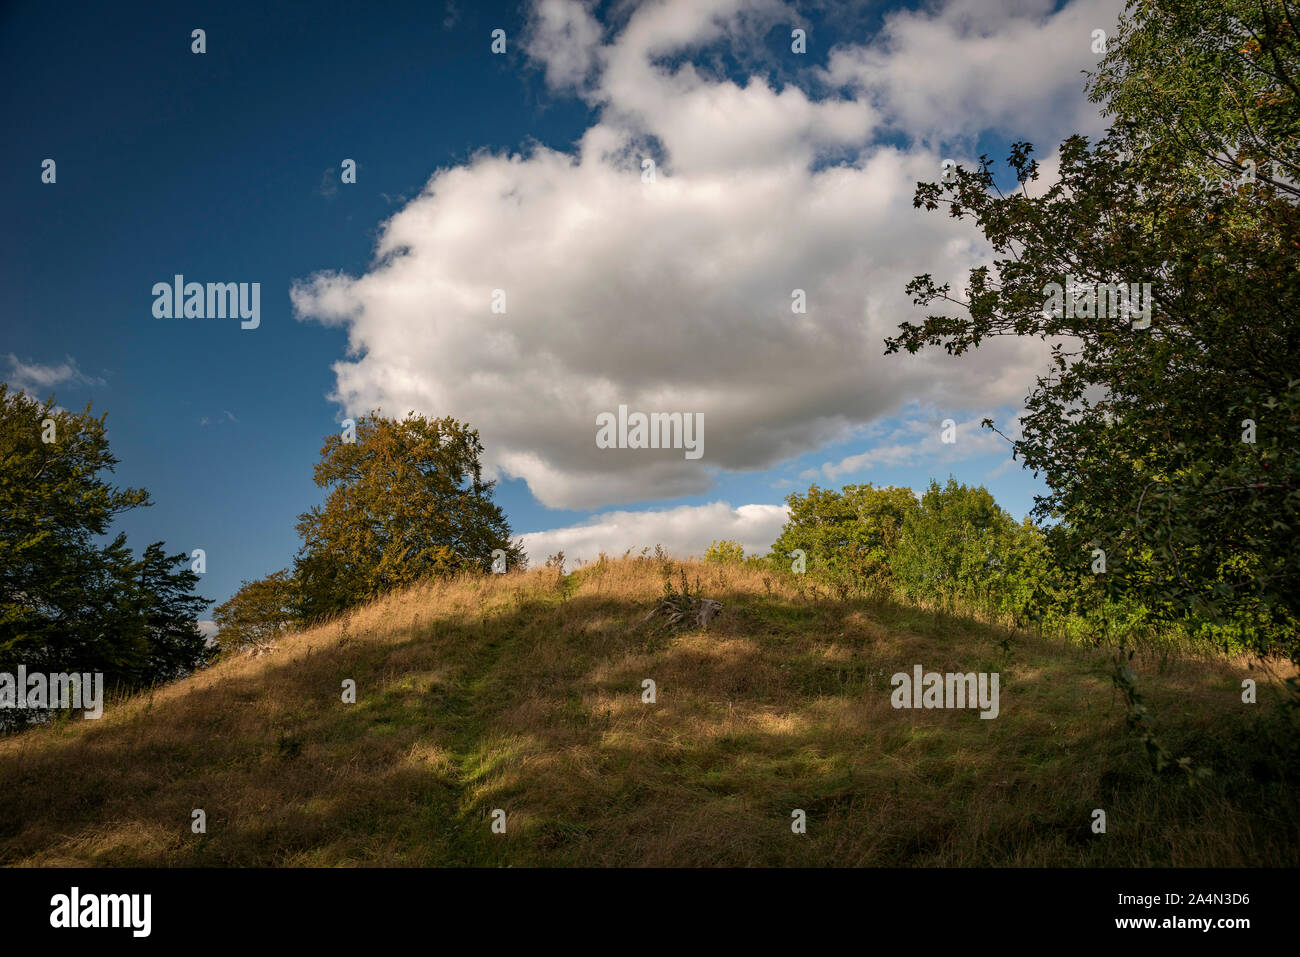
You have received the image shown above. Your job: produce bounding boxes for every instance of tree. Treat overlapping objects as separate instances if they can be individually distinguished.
[293,413,525,619]
[213,569,298,655]
[0,386,211,723]
[1090,0,1300,201]
[892,479,1051,623]
[704,540,746,563]
[886,0,1300,658]
[769,484,918,596]
[134,543,216,680]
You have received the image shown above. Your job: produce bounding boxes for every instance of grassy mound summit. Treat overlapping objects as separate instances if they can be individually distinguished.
[1,557,1295,866]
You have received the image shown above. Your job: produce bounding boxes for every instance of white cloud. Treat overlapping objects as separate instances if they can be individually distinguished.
[809,411,1023,482]
[519,501,789,565]
[524,0,604,91]
[820,0,1121,145]
[984,455,1021,481]
[591,0,877,174]
[3,354,105,398]
[292,0,1115,510]
[442,0,460,32]
[199,409,240,428]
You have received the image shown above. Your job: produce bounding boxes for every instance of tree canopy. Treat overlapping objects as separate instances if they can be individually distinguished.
[212,568,298,655]
[0,385,212,722]
[769,483,918,597]
[886,0,1300,658]
[293,412,525,620]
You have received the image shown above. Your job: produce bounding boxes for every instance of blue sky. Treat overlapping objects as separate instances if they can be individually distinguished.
[1,0,1120,616]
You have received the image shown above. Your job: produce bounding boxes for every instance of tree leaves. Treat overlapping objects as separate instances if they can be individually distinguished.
[886,0,1300,658]
[0,386,211,720]
[292,412,525,620]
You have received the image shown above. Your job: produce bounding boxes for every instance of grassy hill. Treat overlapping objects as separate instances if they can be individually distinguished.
[1,557,1295,867]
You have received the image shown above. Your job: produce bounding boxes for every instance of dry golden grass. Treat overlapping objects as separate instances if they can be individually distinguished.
[0,556,1295,867]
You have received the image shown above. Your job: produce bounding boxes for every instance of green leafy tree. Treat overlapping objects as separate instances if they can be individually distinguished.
[886,0,1300,657]
[294,412,524,620]
[1,388,144,673]
[1090,0,1300,201]
[893,479,1052,623]
[704,539,746,563]
[0,386,211,724]
[769,484,918,596]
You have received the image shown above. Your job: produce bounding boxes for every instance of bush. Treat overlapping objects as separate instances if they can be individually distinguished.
[704,540,746,564]
[891,478,1049,620]
[769,483,918,598]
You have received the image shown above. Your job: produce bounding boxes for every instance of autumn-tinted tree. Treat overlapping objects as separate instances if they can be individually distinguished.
[294,413,524,620]
[212,569,299,654]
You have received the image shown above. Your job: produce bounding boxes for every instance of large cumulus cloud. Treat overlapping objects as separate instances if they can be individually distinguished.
[291,0,1119,510]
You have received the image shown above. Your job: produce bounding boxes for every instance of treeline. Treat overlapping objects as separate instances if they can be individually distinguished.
[716,0,1299,670]
[0,387,523,724]
[0,387,213,728]
[709,477,1294,658]
[214,413,524,655]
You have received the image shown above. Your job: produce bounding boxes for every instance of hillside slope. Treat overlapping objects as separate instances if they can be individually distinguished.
[0,558,1295,866]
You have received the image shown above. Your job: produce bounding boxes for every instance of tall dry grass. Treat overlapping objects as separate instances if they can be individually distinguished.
[0,556,1294,866]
